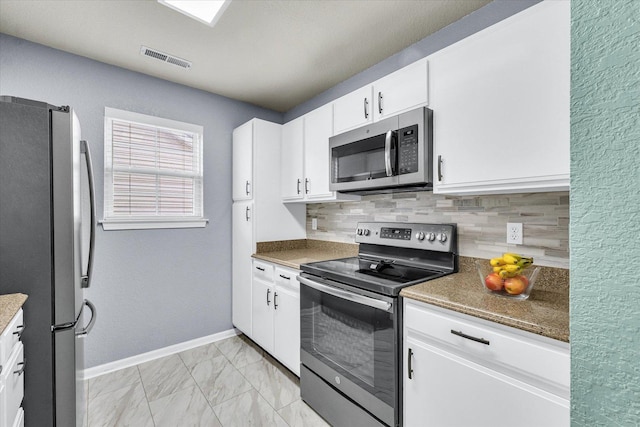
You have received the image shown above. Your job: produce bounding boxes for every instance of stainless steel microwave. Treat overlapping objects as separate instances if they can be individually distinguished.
[329,107,433,194]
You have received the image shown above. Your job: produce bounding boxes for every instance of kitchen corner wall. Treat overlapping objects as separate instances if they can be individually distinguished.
[0,33,282,368]
[307,191,569,268]
[571,0,640,424]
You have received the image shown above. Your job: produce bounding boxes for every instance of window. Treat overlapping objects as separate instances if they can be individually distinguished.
[102,107,207,230]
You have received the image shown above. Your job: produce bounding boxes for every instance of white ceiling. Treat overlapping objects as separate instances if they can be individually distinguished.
[0,0,490,112]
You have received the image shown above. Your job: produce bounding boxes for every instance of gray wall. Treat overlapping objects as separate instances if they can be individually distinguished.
[0,33,282,368]
[284,0,540,122]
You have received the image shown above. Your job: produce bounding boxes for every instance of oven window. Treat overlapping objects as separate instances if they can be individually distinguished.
[313,303,376,386]
[301,282,395,406]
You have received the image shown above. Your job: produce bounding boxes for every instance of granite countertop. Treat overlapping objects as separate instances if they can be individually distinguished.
[253,240,569,343]
[252,239,358,270]
[0,293,28,334]
[401,257,569,343]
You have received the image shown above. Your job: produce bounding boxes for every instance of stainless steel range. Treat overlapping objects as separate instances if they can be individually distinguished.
[298,222,458,427]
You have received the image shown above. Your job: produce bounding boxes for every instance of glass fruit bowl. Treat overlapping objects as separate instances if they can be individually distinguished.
[476,259,540,300]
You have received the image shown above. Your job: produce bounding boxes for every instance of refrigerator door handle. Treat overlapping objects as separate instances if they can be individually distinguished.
[75,299,96,337]
[81,140,96,289]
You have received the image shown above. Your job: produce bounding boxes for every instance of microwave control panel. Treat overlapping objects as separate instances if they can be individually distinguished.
[397,124,419,175]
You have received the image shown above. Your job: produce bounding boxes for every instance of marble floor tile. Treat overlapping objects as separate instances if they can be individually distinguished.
[88,366,141,400]
[138,354,196,401]
[88,381,154,427]
[213,389,288,427]
[239,357,300,410]
[149,385,222,427]
[277,399,330,427]
[191,354,253,406]
[179,342,222,372]
[215,335,264,369]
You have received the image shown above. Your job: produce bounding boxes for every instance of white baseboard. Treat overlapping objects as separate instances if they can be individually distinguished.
[82,328,240,380]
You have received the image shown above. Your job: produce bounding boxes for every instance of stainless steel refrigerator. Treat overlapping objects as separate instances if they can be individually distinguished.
[0,96,96,427]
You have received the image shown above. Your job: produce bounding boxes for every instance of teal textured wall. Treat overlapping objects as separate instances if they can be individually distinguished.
[571,0,640,425]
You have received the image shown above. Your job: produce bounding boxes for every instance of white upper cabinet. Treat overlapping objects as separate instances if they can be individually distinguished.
[332,58,429,135]
[303,104,334,200]
[372,58,429,122]
[333,86,374,135]
[232,121,253,201]
[430,0,570,195]
[280,117,304,201]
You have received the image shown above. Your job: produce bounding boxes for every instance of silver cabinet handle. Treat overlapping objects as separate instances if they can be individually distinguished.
[279,274,290,280]
[305,178,310,194]
[256,266,265,271]
[437,155,443,182]
[297,178,301,195]
[81,140,96,289]
[13,359,26,376]
[384,130,394,177]
[378,91,383,114]
[274,292,278,309]
[266,289,271,306]
[13,324,24,339]
[451,329,490,346]
[298,276,392,312]
[76,299,97,337]
[364,97,369,119]
[245,206,250,221]
[407,348,414,379]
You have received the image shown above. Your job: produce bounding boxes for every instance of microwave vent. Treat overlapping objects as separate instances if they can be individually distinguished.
[140,46,192,69]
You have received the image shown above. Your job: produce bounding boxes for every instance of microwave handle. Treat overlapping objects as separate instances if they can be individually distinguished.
[384,130,395,177]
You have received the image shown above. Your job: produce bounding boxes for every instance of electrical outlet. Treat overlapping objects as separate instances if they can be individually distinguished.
[506,222,523,245]
[311,218,318,230]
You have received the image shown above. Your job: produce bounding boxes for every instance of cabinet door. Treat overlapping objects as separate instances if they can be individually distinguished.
[404,336,569,427]
[333,86,374,134]
[274,284,300,376]
[281,117,304,201]
[231,201,253,335]
[303,104,334,200]
[431,1,569,195]
[373,58,428,122]
[232,121,253,201]
[251,279,275,354]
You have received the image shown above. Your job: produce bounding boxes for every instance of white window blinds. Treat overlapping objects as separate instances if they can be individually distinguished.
[103,108,206,230]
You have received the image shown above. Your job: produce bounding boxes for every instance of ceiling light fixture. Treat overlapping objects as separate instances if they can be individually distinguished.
[158,0,232,27]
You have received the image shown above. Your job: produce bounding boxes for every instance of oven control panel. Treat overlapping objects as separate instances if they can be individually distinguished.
[355,222,456,252]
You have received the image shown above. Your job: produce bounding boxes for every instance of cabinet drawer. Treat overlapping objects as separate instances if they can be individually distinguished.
[0,309,24,365]
[253,260,274,282]
[1,342,25,427]
[405,301,569,397]
[274,266,300,291]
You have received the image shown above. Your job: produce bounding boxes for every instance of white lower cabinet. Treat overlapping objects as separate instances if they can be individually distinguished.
[251,260,300,376]
[0,309,25,427]
[403,299,569,427]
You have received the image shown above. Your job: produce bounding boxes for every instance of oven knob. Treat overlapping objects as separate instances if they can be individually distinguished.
[335,376,341,385]
[357,228,363,235]
[438,233,448,243]
[426,232,436,241]
[415,232,425,241]
[363,229,370,236]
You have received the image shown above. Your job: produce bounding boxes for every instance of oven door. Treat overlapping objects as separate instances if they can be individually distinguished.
[299,274,398,426]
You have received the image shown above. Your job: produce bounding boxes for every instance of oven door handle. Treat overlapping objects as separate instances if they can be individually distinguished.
[298,276,393,312]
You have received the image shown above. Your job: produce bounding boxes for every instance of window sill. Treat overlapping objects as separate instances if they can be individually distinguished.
[100,218,208,231]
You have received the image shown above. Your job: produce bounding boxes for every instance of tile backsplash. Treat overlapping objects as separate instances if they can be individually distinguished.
[306,191,569,268]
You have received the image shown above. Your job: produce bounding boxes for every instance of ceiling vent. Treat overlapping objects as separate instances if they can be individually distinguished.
[140,46,192,69]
